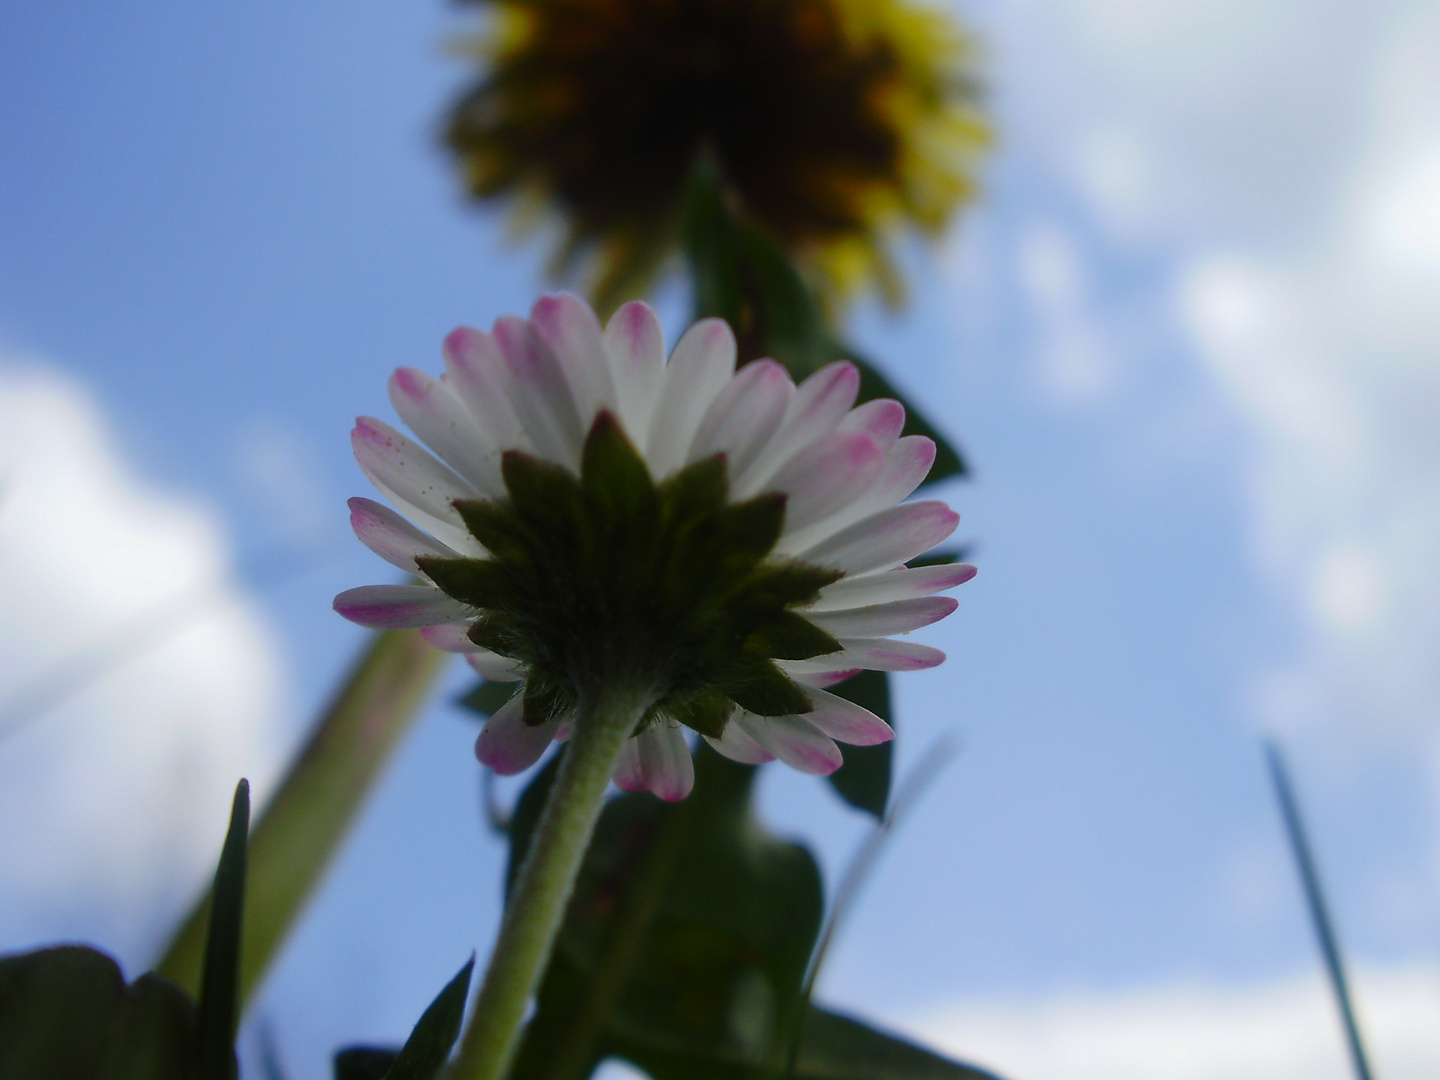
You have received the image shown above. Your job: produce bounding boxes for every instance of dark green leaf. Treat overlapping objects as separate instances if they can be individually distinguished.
[380,957,475,1080]
[826,672,892,819]
[612,1005,1004,1080]
[456,679,519,721]
[0,945,200,1080]
[333,1047,399,1080]
[198,779,249,1080]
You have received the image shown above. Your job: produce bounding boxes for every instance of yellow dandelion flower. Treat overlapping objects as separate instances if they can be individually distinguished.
[444,0,990,312]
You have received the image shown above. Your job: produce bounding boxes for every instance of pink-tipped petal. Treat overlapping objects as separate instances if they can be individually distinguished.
[777,436,938,554]
[420,623,480,653]
[735,713,844,775]
[442,326,530,453]
[646,318,736,476]
[475,694,557,776]
[463,650,524,681]
[604,301,666,437]
[837,398,906,451]
[808,563,976,612]
[791,667,864,688]
[766,432,885,532]
[808,595,959,638]
[638,724,694,801]
[613,737,647,791]
[333,585,473,629]
[530,293,618,429]
[836,638,946,671]
[687,359,794,483]
[349,497,457,574]
[799,501,960,576]
[741,362,862,493]
[704,717,774,765]
[802,687,895,746]
[389,367,506,498]
[781,638,945,675]
[351,417,479,552]
[493,315,586,470]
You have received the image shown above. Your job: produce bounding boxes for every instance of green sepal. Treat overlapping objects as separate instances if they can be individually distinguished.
[657,453,728,523]
[665,689,733,739]
[581,411,661,522]
[746,610,841,662]
[501,450,586,543]
[825,671,893,819]
[523,673,574,727]
[714,493,787,568]
[453,499,532,562]
[724,661,812,717]
[743,562,844,609]
[416,557,516,610]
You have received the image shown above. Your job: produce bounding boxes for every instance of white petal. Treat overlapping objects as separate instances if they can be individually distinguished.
[836,397,906,452]
[604,301,666,438]
[704,716,774,765]
[767,432,884,532]
[799,501,959,576]
[646,318,736,477]
[807,563,976,612]
[419,623,480,652]
[740,362,860,495]
[442,326,532,454]
[348,496,458,575]
[735,713,843,775]
[493,315,587,471]
[687,359,794,484]
[808,595,959,637]
[530,293,618,431]
[638,724,695,801]
[351,417,481,554]
[475,693,557,776]
[802,687,894,746]
[790,667,863,688]
[613,736,647,792]
[389,367,507,498]
[464,650,525,681]
[333,584,472,629]
[780,638,946,673]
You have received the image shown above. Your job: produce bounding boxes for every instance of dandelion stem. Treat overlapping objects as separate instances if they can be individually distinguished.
[449,685,652,1080]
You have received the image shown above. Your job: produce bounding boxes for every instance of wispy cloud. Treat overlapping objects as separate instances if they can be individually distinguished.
[0,358,288,971]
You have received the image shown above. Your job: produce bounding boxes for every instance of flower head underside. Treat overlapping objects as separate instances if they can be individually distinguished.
[335,294,972,799]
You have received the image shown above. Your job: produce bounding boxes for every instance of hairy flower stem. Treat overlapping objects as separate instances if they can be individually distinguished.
[449,685,655,1080]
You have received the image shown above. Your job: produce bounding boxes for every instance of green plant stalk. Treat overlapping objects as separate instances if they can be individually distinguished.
[448,685,654,1080]
[154,628,448,1007]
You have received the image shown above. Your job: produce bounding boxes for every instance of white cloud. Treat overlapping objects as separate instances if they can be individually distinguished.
[0,359,287,970]
[911,966,1440,1080]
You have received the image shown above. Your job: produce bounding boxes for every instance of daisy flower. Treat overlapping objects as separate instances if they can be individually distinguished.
[335,293,972,801]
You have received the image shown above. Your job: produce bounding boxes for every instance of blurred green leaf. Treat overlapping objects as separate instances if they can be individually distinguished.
[156,630,448,1011]
[0,945,200,1080]
[825,672,893,819]
[383,956,474,1080]
[334,1048,399,1080]
[683,162,966,487]
[458,678,519,721]
[198,779,249,1080]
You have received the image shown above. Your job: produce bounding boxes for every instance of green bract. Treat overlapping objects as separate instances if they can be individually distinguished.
[418,412,843,734]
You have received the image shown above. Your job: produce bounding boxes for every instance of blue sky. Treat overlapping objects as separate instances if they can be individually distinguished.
[3,1,1438,1077]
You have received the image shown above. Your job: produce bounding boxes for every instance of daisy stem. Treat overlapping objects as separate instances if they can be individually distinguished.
[449,684,654,1080]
